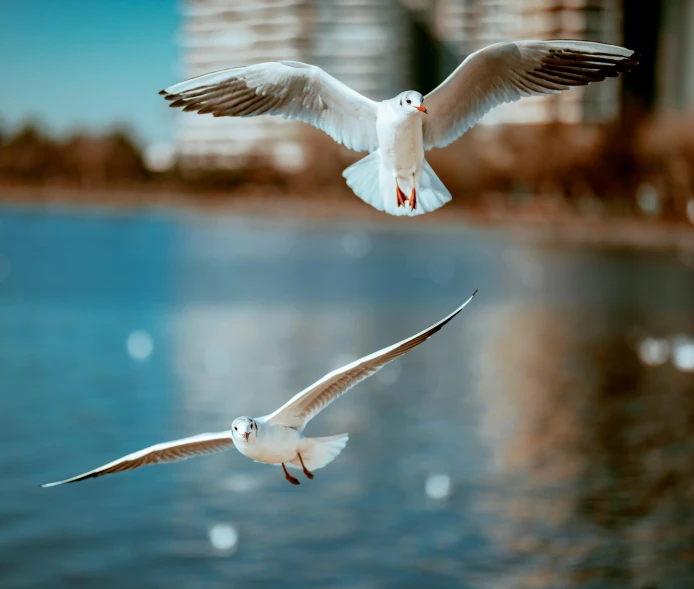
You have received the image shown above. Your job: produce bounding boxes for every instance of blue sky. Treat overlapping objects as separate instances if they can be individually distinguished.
[0,0,180,145]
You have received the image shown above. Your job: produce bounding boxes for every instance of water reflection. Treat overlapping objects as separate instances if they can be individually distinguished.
[476,305,694,587]
[0,207,693,588]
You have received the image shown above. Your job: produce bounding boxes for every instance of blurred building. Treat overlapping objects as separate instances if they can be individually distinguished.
[173,0,692,170]
[410,0,623,124]
[642,1,694,112]
[175,0,408,170]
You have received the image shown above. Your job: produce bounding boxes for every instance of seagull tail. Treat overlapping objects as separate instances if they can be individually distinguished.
[342,152,451,216]
[342,150,388,212]
[417,158,453,215]
[289,434,349,472]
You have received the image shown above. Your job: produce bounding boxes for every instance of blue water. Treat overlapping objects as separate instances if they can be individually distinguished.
[1,204,693,588]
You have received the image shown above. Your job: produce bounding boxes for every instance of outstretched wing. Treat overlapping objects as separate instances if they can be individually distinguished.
[263,291,478,431]
[423,40,638,150]
[41,431,234,487]
[160,61,380,152]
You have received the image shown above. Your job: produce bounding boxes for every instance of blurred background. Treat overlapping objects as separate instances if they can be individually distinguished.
[1,1,694,588]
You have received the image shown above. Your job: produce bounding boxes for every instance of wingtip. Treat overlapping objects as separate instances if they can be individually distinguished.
[40,482,59,488]
[452,288,478,316]
[158,89,167,96]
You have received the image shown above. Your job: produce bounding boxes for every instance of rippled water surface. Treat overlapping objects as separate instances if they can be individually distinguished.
[1,205,693,588]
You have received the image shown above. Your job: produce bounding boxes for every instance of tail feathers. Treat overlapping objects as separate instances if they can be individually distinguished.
[342,151,384,211]
[289,434,349,472]
[417,159,453,214]
[342,152,452,217]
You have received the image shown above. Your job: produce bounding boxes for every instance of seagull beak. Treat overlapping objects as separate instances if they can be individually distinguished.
[416,104,428,114]
[242,432,250,441]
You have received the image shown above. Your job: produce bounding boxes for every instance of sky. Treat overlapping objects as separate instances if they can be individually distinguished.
[0,0,180,146]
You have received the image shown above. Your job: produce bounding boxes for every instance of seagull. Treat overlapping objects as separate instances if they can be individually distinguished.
[159,40,637,216]
[42,291,477,488]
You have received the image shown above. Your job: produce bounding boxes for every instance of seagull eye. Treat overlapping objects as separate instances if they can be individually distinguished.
[406,99,411,104]
[234,426,237,431]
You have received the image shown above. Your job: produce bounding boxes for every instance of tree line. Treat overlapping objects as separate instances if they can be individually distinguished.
[1,115,693,223]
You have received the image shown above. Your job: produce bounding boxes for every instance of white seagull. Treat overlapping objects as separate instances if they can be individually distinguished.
[42,291,476,488]
[160,40,637,216]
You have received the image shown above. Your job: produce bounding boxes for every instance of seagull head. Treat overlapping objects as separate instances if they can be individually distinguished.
[231,416,257,444]
[398,91,427,115]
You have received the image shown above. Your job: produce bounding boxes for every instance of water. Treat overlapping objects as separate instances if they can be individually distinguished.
[1,204,693,589]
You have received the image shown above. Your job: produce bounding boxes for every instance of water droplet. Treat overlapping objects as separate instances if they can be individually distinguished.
[425,473,452,500]
[126,330,153,361]
[208,523,239,552]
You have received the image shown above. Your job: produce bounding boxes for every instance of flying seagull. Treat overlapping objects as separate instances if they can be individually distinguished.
[42,291,477,488]
[159,40,637,216]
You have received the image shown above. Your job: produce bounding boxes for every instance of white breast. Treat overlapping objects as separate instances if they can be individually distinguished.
[376,101,424,175]
[236,423,302,465]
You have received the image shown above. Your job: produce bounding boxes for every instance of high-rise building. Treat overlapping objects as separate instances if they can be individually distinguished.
[428,0,624,124]
[173,0,632,170]
[655,1,694,111]
[175,0,408,170]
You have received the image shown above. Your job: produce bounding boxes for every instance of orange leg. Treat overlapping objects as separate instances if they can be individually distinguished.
[282,463,300,485]
[410,174,417,211]
[297,453,314,479]
[396,180,408,208]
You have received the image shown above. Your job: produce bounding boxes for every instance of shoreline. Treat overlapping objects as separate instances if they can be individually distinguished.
[2,185,694,252]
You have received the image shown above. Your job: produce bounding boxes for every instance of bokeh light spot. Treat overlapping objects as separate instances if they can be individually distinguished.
[126,330,154,361]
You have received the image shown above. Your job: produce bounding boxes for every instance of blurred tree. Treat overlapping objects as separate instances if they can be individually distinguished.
[0,122,61,183]
[61,127,148,186]
[102,127,148,183]
[0,122,149,186]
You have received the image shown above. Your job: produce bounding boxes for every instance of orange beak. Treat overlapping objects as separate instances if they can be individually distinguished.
[416,104,428,114]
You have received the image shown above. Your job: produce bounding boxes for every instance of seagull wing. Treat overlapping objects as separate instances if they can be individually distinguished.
[423,40,638,150]
[41,431,234,487]
[263,290,477,431]
[160,61,380,152]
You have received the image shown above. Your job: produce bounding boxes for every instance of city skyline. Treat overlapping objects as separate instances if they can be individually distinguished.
[3,0,689,153]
